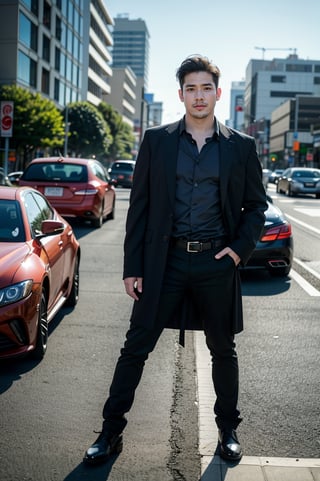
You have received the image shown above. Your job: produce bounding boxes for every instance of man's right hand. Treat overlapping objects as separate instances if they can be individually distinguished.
[124,277,143,301]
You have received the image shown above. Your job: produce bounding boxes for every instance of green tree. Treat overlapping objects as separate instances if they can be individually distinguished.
[98,102,135,160]
[0,85,64,168]
[65,102,111,159]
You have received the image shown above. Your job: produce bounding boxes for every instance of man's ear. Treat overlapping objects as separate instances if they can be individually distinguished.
[178,89,184,102]
[216,87,222,101]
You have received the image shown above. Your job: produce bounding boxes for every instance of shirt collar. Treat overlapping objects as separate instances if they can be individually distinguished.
[179,116,220,140]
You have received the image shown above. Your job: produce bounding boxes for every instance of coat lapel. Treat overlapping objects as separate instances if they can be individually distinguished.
[162,120,180,210]
[218,122,235,206]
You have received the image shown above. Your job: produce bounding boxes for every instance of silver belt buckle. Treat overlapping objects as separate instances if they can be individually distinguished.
[187,241,201,252]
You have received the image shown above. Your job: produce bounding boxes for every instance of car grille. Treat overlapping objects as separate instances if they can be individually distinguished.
[0,333,19,352]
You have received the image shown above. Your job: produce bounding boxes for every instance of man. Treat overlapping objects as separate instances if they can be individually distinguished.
[84,55,267,464]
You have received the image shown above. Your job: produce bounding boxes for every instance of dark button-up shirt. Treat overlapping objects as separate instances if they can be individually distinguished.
[172,118,226,240]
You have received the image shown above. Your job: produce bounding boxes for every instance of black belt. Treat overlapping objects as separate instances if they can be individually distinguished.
[171,238,226,253]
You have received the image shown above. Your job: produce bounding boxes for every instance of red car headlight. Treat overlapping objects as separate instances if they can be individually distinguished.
[0,280,33,306]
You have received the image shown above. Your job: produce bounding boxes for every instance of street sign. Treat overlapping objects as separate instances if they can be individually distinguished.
[1,101,14,137]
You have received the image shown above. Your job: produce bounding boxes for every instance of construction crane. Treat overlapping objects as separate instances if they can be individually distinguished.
[254,47,297,60]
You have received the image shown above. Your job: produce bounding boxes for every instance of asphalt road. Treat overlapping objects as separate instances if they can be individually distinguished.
[0,185,319,480]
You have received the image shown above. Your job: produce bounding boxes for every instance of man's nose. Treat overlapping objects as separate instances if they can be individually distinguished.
[194,89,204,99]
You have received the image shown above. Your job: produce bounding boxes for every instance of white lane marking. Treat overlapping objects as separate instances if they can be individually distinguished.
[290,269,320,296]
[294,208,320,217]
[285,213,320,235]
[294,257,320,281]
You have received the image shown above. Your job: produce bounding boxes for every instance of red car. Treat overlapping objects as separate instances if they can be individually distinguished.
[19,156,116,227]
[0,186,80,360]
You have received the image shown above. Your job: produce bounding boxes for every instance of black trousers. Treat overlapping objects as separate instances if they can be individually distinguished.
[102,245,241,435]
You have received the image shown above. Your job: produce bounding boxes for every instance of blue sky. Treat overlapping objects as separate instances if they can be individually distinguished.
[106,0,320,124]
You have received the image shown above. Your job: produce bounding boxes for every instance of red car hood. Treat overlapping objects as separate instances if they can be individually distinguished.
[0,243,30,287]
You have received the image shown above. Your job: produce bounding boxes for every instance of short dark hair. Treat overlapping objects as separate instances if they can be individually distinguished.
[176,55,221,90]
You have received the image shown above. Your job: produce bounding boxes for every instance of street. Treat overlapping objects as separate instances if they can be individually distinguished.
[0,186,319,480]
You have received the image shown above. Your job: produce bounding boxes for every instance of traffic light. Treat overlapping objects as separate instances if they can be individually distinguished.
[270,154,277,162]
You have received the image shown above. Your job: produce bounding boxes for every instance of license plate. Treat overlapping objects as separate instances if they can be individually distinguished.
[45,187,63,196]
[118,175,124,179]
[305,183,315,187]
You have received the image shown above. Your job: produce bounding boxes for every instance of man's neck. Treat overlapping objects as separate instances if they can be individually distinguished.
[184,114,215,136]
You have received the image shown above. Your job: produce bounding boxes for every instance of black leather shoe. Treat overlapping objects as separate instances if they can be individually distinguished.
[218,429,242,461]
[83,431,123,465]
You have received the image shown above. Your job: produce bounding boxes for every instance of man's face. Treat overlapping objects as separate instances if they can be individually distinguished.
[178,71,221,120]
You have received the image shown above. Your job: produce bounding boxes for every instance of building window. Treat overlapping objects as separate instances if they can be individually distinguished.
[42,34,50,62]
[18,50,37,87]
[41,68,50,94]
[21,0,38,16]
[314,77,320,85]
[54,78,60,102]
[315,65,320,73]
[286,64,312,73]
[270,90,311,97]
[43,1,51,29]
[56,15,62,40]
[19,12,38,51]
[55,47,60,71]
[271,75,286,83]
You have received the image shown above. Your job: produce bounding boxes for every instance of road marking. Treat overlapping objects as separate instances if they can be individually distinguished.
[285,213,320,235]
[294,208,320,217]
[294,257,320,281]
[290,269,320,296]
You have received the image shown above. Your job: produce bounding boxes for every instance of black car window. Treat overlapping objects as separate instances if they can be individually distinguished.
[0,200,25,242]
[22,163,88,183]
[111,162,134,172]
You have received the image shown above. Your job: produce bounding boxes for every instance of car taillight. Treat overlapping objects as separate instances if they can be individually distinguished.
[260,223,292,242]
[74,188,98,195]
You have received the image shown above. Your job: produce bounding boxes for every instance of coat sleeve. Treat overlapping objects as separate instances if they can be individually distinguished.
[227,135,268,265]
[123,131,151,279]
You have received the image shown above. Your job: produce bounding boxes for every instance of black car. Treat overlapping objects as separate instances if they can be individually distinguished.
[108,160,135,188]
[276,167,320,198]
[242,196,293,277]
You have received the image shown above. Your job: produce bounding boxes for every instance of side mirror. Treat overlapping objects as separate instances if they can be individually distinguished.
[37,219,65,237]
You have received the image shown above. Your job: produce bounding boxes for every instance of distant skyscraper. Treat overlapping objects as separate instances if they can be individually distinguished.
[112,16,150,90]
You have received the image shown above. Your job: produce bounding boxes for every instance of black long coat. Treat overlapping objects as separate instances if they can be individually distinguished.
[123,119,267,335]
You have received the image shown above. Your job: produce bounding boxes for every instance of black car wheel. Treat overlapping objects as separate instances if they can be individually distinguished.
[107,199,115,220]
[92,202,104,228]
[66,256,80,307]
[31,290,48,359]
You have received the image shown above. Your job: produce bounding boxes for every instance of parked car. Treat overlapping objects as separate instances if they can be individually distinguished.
[0,186,80,359]
[8,170,24,185]
[19,156,116,227]
[276,167,320,198]
[242,196,293,277]
[0,167,12,186]
[262,169,271,190]
[269,169,284,184]
[108,160,135,188]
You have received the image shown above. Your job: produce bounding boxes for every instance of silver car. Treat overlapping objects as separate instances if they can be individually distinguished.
[277,167,320,198]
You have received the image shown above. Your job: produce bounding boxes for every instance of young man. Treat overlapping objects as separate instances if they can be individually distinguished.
[84,55,267,464]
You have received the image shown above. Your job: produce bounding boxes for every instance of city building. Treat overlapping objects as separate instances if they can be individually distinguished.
[82,0,113,107]
[243,54,320,167]
[227,81,245,130]
[108,66,136,128]
[269,96,320,168]
[111,15,162,136]
[0,0,84,106]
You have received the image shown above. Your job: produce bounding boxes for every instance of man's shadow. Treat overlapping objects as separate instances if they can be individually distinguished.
[198,445,242,481]
[63,454,119,481]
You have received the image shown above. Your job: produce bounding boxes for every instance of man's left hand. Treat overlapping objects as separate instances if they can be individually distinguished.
[215,247,241,266]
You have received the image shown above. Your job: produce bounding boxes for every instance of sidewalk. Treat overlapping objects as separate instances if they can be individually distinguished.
[195,332,320,481]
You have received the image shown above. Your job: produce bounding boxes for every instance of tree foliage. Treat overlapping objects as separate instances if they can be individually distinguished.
[65,102,111,159]
[0,85,64,165]
[98,102,135,160]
